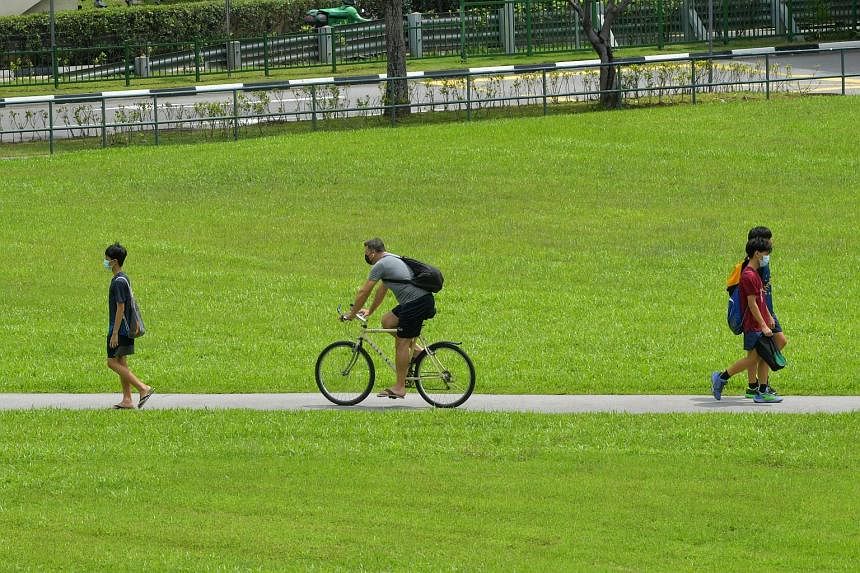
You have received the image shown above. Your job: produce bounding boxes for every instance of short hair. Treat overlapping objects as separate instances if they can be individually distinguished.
[745,237,772,258]
[363,238,385,252]
[748,226,772,241]
[105,242,127,266]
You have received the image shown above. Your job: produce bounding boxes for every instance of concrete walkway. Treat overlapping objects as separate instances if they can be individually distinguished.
[1,393,859,413]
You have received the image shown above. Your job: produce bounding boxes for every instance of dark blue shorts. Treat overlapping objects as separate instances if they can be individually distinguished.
[743,332,762,351]
[743,313,783,351]
[771,313,783,333]
[392,294,436,339]
[107,334,135,358]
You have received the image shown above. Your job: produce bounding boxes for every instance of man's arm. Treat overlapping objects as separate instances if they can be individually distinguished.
[365,283,388,317]
[746,294,773,336]
[347,279,377,319]
[110,303,125,347]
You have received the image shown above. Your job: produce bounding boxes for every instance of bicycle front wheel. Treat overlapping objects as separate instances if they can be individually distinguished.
[414,342,475,408]
[315,341,375,406]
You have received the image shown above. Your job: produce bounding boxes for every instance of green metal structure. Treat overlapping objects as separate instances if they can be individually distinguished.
[304,1,371,28]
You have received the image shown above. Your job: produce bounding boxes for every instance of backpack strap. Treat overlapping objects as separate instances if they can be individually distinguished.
[114,275,135,297]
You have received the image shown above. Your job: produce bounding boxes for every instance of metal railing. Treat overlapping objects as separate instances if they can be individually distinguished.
[1,1,858,90]
[0,46,857,154]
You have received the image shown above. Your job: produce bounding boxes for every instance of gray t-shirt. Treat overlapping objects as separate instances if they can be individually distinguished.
[368,254,428,305]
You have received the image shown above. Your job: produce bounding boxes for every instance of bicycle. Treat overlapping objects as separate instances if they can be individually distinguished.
[315,305,476,408]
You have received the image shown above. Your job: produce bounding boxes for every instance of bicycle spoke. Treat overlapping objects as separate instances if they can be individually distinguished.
[315,341,375,406]
[415,343,475,408]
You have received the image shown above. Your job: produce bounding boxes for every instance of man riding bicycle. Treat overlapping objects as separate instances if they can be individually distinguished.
[344,238,436,399]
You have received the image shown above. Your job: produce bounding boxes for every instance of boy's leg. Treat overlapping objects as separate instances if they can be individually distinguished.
[774,332,788,350]
[754,360,782,403]
[756,359,769,387]
[726,351,757,377]
[745,358,762,397]
[754,324,786,394]
[746,360,759,388]
[712,351,757,400]
[107,358,134,407]
[747,331,787,395]
[760,333,787,394]
[114,355,150,394]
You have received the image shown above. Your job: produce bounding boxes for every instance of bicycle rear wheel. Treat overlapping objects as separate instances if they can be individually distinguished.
[315,341,375,406]
[414,341,475,408]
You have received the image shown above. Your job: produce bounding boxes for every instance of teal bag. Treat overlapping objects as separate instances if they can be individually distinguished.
[755,336,785,371]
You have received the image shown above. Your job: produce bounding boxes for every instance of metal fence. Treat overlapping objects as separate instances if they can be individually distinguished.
[1,1,858,90]
[1,46,856,154]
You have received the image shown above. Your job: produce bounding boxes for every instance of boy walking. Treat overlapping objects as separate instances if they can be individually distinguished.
[104,243,154,409]
[725,226,788,397]
[711,237,783,403]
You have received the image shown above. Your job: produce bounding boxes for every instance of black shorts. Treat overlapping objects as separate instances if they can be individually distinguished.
[392,294,436,339]
[107,334,135,359]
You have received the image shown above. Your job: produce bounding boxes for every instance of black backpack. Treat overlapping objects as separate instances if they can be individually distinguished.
[387,256,444,293]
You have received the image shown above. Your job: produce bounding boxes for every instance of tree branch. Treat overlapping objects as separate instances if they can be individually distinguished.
[600,0,632,45]
[567,0,584,18]
[567,0,601,50]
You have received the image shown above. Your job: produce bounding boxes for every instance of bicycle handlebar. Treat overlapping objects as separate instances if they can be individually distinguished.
[336,304,367,324]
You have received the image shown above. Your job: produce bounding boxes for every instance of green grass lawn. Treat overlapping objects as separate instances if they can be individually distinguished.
[0,410,857,570]
[0,96,858,395]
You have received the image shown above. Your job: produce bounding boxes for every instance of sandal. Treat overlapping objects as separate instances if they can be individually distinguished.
[377,388,406,399]
[138,388,155,409]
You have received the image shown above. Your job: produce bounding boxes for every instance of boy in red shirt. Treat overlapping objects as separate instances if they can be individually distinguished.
[711,237,783,403]
[725,226,788,397]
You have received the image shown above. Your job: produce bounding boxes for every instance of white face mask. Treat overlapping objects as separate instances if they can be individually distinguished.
[760,255,770,267]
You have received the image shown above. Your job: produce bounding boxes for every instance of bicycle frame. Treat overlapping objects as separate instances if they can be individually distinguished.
[342,311,450,384]
[355,324,427,383]
[318,306,475,408]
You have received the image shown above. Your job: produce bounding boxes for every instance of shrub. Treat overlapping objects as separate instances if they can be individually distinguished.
[0,0,319,52]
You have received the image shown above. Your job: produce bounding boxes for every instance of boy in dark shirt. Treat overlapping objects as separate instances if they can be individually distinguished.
[711,237,783,403]
[725,227,788,397]
[104,243,154,409]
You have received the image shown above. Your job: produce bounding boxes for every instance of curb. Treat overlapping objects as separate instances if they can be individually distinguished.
[2,40,859,106]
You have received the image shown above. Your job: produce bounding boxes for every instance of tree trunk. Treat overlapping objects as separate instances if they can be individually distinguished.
[384,0,409,118]
[570,0,629,109]
[595,43,621,109]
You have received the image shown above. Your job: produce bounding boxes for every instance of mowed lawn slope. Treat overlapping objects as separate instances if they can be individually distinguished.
[0,410,857,571]
[0,96,857,394]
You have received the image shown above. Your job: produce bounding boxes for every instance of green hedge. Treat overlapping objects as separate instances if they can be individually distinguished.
[0,0,474,54]
[0,0,319,52]
[0,0,476,55]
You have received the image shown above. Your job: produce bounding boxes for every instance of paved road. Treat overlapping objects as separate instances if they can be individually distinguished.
[2,393,858,413]
[1,48,857,144]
